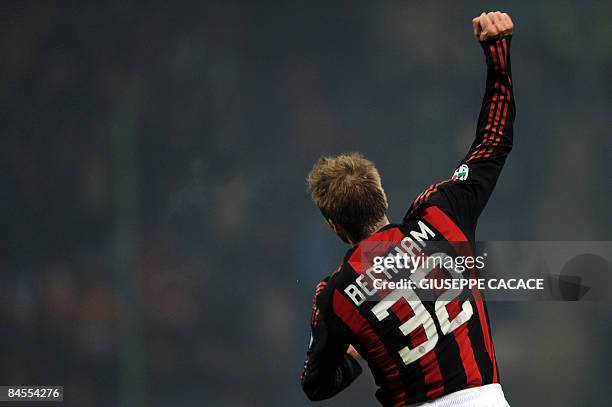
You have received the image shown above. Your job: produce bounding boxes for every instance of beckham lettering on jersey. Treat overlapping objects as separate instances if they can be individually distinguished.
[344,221,435,307]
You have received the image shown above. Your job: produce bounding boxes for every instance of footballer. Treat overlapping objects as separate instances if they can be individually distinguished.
[301,11,515,407]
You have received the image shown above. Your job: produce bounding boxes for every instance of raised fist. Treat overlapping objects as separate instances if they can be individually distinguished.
[472,11,513,42]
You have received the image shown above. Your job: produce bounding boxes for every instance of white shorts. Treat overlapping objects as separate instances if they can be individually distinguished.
[409,384,510,407]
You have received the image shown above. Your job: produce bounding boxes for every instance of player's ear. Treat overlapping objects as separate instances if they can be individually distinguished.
[327,219,354,245]
[326,218,340,234]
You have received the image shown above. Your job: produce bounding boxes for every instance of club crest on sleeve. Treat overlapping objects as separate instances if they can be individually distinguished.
[452,164,469,181]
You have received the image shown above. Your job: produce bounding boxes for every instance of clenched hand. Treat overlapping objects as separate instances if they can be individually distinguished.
[472,11,514,42]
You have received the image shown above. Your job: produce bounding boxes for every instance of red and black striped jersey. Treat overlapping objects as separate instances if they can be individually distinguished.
[301,36,515,406]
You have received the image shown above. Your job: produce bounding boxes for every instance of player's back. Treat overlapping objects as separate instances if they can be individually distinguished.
[322,208,498,406]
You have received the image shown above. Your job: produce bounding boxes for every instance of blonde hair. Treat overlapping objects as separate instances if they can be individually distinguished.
[307,152,388,242]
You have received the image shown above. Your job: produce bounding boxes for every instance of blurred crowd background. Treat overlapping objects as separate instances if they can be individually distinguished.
[1,1,611,406]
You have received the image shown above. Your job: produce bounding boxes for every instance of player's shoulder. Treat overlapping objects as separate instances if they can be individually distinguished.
[404,162,476,222]
[310,266,340,305]
[313,274,332,297]
[312,259,359,306]
[407,174,464,216]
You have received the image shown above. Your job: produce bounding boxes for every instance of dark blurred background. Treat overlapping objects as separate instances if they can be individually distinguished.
[1,1,611,406]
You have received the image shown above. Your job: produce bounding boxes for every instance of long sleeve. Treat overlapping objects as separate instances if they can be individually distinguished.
[406,35,515,236]
[300,279,362,401]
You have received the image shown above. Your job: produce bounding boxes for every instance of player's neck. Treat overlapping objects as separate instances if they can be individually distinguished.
[350,216,390,247]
